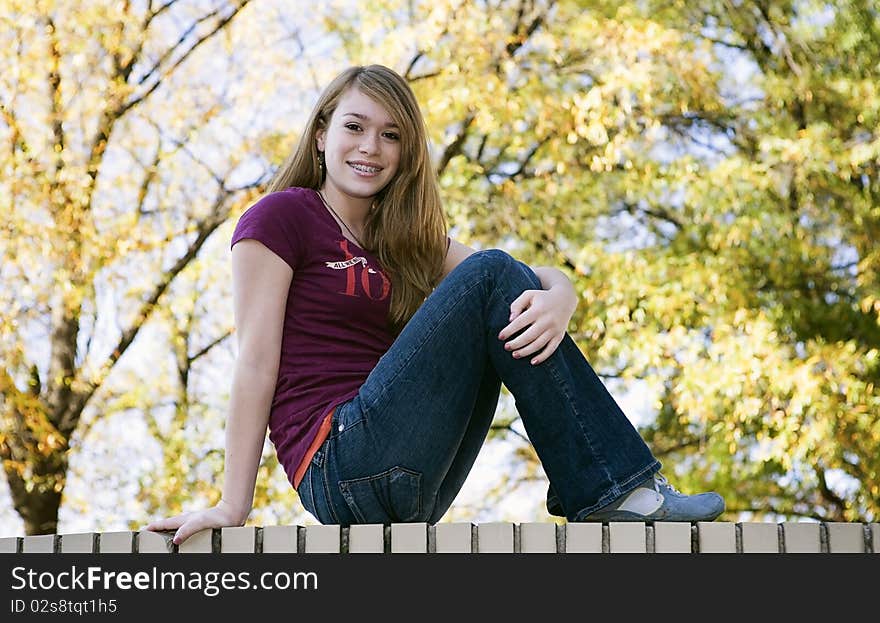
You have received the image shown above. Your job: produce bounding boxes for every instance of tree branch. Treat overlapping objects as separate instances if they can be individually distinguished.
[506,0,547,57]
[189,328,234,365]
[45,17,65,183]
[489,421,530,445]
[63,188,240,428]
[436,113,476,175]
[0,99,30,157]
[616,200,684,232]
[146,0,181,28]
[816,463,848,515]
[126,1,252,116]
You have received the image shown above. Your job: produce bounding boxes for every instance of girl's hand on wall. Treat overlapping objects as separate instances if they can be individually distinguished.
[145,499,247,545]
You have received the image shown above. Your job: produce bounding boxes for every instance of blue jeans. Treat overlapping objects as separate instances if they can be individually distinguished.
[297,249,661,524]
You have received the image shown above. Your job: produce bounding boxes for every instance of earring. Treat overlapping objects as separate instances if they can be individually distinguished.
[318,151,325,172]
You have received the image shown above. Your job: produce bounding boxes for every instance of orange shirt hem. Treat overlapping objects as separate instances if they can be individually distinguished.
[292,408,334,490]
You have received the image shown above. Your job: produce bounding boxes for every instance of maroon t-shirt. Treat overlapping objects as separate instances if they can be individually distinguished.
[230,187,395,488]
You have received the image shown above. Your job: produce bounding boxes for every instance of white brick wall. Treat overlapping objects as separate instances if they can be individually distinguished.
[6,521,876,554]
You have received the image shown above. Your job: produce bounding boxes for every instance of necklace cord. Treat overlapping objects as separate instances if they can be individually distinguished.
[318,190,365,249]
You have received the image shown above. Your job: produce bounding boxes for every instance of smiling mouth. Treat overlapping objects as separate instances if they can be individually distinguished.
[348,162,383,175]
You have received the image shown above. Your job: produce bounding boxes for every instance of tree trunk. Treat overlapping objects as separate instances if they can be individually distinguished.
[2,450,66,535]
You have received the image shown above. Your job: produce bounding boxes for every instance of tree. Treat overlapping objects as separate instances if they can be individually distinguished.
[4,0,876,534]
[326,0,878,520]
[0,0,263,534]
[631,0,880,520]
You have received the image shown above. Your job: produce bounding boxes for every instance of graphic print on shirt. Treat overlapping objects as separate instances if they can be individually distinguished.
[325,256,368,270]
[326,239,390,301]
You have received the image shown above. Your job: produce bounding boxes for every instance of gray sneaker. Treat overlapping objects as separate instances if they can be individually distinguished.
[580,473,725,522]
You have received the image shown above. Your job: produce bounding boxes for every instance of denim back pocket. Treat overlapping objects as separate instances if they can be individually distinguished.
[338,466,422,524]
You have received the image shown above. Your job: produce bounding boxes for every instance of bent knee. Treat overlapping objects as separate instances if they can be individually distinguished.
[467,249,540,289]
[468,248,516,271]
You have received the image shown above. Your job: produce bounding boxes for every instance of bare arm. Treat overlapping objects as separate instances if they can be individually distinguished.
[439,237,477,282]
[147,239,292,543]
[221,239,293,520]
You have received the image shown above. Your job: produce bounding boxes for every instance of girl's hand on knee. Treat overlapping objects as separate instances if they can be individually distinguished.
[498,288,577,365]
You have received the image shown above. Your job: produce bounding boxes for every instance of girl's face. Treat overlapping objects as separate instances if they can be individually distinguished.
[316,87,402,204]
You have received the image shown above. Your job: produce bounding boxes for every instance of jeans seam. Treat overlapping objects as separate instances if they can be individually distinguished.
[307,464,317,519]
[489,253,522,311]
[490,255,619,502]
[321,443,340,525]
[339,486,366,524]
[328,400,360,440]
[485,252,660,524]
[571,459,661,521]
[491,256,544,307]
[544,354,615,485]
[329,418,365,440]
[373,278,485,395]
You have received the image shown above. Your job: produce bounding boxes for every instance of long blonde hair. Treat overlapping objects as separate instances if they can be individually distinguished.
[267,65,447,336]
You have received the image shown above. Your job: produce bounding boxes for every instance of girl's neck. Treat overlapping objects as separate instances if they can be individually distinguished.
[319,184,371,229]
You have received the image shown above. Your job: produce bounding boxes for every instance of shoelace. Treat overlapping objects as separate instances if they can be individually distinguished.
[653,473,683,495]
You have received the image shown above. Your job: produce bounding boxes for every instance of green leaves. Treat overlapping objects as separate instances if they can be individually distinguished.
[3,0,877,532]
[414,0,879,520]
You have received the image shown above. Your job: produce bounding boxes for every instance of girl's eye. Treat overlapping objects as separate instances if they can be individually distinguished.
[345,123,361,131]
[383,132,400,140]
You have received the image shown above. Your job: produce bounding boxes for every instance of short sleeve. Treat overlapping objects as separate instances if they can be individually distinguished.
[231,191,306,270]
